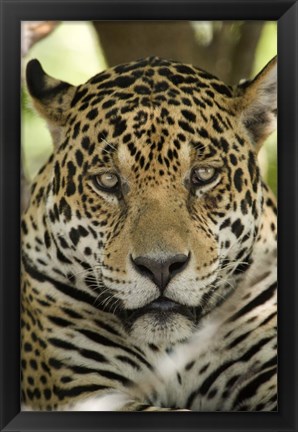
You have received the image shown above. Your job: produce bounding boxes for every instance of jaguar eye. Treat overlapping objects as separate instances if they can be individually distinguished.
[93,172,119,191]
[191,167,218,186]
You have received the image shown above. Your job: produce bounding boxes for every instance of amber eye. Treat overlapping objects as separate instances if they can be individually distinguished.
[191,167,218,186]
[93,172,120,192]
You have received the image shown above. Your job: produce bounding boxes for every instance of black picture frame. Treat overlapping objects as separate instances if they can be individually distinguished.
[0,1,297,431]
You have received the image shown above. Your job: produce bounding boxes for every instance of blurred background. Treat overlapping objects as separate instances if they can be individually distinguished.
[21,21,277,209]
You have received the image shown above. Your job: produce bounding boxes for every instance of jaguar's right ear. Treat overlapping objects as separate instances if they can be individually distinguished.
[233,56,277,152]
[26,59,76,143]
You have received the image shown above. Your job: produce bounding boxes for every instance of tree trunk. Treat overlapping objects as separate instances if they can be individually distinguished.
[93,21,264,84]
[93,21,198,66]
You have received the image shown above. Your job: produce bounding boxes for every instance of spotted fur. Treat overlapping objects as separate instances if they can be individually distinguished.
[21,56,277,411]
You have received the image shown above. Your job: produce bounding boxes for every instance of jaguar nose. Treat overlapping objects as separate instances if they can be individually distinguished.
[131,253,190,293]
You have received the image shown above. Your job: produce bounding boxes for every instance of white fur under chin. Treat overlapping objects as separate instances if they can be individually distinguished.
[129,312,195,345]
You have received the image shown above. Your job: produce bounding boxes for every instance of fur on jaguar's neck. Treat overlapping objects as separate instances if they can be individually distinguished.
[242,182,277,288]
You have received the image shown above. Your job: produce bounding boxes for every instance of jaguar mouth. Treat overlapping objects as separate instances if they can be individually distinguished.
[117,296,203,325]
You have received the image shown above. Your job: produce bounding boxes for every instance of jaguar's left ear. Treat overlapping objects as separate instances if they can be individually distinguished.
[235,56,277,151]
[26,59,76,145]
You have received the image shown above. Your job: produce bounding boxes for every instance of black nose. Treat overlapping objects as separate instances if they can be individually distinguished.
[131,253,190,293]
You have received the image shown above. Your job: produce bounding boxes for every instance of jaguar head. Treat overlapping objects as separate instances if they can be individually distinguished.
[23,56,277,344]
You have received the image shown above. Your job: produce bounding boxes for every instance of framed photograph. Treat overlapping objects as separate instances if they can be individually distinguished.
[1,1,297,431]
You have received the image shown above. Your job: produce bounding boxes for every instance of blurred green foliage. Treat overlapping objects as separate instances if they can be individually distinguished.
[22,21,277,195]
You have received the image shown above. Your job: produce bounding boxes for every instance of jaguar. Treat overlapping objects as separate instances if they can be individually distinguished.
[21,55,277,411]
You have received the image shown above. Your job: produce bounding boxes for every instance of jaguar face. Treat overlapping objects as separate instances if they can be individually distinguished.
[23,56,277,344]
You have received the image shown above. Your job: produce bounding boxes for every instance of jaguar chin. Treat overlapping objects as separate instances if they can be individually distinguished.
[118,297,201,345]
